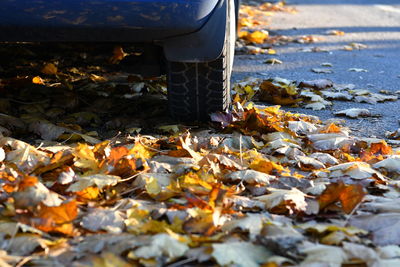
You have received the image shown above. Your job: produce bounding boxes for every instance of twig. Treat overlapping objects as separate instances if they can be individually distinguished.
[239,134,243,166]
[344,199,364,226]
[120,185,142,196]
[16,256,34,267]
[119,170,145,183]
[7,98,49,105]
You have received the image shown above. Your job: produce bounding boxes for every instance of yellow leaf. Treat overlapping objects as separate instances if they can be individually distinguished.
[76,186,100,200]
[89,74,107,83]
[72,143,100,172]
[129,141,155,160]
[145,176,161,196]
[41,63,58,75]
[247,31,269,44]
[250,158,273,174]
[92,252,132,267]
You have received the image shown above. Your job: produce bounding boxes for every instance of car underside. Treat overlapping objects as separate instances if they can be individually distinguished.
[0,0,240,121]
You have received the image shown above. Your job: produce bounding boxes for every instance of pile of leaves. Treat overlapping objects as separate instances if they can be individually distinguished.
[233,76,398,117]
[237,1,299,54]
[3,89,400,266]
[3,2,400,267]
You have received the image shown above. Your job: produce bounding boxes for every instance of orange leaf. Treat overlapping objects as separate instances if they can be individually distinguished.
[318,182,365,214]
[318,182,344,211]
[108,146,130,166]
[319,123,342,133]
[109,46,128,64]
[34,200,78,235]
[339,184,365,214]
[18,176,38,191]
[32,76,44,84]
[370,141,392,155]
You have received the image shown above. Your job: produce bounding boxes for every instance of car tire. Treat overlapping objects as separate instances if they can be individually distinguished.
[167,0,235,121]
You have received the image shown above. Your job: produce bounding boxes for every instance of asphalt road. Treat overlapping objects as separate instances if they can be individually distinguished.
[233,0,400,138]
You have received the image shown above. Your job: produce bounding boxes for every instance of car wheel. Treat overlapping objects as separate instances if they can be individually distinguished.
[167,0,235,121]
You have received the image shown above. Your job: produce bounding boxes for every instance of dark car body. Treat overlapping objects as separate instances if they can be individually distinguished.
[0,0,230,62]
[1,0,240,121]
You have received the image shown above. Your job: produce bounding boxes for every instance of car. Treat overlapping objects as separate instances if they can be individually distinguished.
[0,0,240,121]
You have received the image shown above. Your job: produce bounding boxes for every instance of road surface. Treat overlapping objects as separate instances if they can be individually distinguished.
[233,0,400,138]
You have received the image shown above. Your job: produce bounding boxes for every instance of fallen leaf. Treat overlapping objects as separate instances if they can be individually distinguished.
[348,68,368,72]
[67,174,120,192]
[299,79,333,89]
[334,108,371,118]
[300,243,348,266]
[265,58,283,65]
[225,170,276,185]
[311,68,333,74]
[255,188,308,214]
[33,200,78,235]
[322,91,353,100]
[32,76,44,85]
[350,213,400,245]
[212,241,272,267]
[41,63,58,75]
[318,182,365,214]
[326,29,345,36]
[81,208,125,233]
[373,155,400,173]
[133,233,189,262]
[304,102,327,110]
[109,46,128,64]
[321,62,333,67]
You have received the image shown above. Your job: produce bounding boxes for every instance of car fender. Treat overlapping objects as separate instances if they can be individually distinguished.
[163,0,227,62]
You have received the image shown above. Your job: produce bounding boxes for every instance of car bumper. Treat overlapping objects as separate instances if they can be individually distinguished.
[0,0,219,42]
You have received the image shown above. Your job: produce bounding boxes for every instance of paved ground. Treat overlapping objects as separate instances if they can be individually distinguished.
[233,0,400,138]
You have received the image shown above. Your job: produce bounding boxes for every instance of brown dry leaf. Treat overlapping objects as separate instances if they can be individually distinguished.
[109,46,128,64]
[318,182,365,214]
[340,184,365,214]
[255,188,308,214]
[41,63,58,75]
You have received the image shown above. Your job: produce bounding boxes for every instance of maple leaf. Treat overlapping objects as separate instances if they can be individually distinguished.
[318,182,365,214]
[72,143,100,173]
[33,200,78,235]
